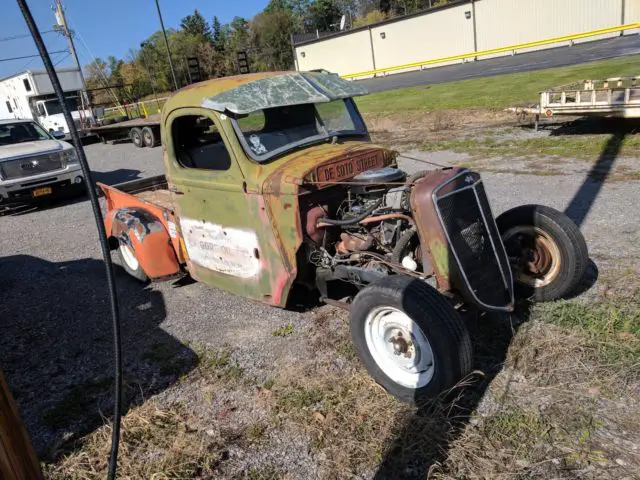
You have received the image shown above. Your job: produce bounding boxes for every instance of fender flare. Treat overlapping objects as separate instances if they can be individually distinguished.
[109,207,181,280]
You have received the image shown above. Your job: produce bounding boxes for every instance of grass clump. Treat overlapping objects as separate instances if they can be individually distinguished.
[194,345,245,383]
[272,323,294,337]
[44,402,227,479]
[534,297,640,376]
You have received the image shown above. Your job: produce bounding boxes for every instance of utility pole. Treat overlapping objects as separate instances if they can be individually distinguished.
[154,0,179,91]
[53,0,90,116]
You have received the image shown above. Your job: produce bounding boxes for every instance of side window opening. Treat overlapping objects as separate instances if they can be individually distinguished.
[6,101,12,113]
[171,115,232,171]
[23,79,32,92]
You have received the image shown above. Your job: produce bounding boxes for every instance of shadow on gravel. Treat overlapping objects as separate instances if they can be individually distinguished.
[0,255,197,461]
[374,306,530,479]
[549,117,639,137]
[564,130,626,228]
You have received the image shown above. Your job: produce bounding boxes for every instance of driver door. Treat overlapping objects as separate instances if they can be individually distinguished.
[163,108,271,300]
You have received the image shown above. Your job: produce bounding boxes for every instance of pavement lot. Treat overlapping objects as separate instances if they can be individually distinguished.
[1,133,638,474]
[357,35,640,93]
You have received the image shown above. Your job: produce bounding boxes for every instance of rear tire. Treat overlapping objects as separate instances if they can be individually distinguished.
[349,276,472,404]
[130,127,144,148]
[115,242,149,283]
[496,205,588,302]
[141,126,159,147]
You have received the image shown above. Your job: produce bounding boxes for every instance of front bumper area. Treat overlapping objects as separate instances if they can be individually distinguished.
[0,166,85,207]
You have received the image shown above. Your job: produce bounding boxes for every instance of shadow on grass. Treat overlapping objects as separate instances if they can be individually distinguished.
[0,255,197,461]
[373,305,529,479]
[374,116,618,476]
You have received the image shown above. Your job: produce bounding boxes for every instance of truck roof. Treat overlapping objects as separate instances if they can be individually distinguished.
[0,118,34,125]
[0,66,80,83]
[162,71,368,116]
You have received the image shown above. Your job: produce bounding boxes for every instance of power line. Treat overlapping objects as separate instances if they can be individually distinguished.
[0,29,55,43]
[0,49,68,63]
[53,52,71,66]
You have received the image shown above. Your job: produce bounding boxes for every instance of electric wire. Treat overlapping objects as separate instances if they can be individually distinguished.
[64,13,128,111]
[15,1,123,478]
[0,29,54,42]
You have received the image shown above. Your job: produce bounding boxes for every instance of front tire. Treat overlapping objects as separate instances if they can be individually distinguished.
[350,276,472,404]
[496,205,588,302]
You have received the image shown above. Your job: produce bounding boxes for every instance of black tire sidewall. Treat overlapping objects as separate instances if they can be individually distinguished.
[350,276,471,403]
[141,127,157,147]
[130,128,144,148]
[496,205,588,301]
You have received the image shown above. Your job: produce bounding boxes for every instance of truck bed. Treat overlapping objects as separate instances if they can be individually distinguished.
[99,174,173,212]
[88,115,160,133]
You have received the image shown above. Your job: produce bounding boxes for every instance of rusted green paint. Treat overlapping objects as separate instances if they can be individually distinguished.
[428,239,450,279]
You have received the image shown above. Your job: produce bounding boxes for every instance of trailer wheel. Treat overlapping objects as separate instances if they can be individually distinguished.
[116,241,149,283]
[350,276,472,404]
[496,205,588,302]
[142,127,159,147]
[130,127,144,148]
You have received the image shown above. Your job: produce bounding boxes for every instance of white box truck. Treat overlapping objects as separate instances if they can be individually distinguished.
[0,67,94,138]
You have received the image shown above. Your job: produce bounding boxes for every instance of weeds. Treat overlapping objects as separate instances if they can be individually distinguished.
[194,345,245,383]
[272,323,294,337]
[44,402,228,479]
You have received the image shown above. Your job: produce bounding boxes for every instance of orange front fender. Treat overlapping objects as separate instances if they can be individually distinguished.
[110,208,181,280]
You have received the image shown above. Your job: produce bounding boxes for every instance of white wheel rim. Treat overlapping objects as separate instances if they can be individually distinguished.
[120,244,139,271]
[364,306,435,389]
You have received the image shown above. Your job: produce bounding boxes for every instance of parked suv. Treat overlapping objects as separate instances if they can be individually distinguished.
[0,119,84,208]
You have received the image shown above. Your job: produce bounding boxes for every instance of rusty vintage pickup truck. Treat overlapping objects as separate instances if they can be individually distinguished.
[99,71,588,402]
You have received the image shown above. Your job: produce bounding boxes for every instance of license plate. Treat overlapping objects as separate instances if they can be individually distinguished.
[316,154,384,183]
[32,186,53,197]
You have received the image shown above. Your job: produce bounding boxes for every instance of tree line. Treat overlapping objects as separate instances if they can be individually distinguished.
[85,0,450,106]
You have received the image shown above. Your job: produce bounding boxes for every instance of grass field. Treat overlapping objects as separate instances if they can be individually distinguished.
[355,55,640,114]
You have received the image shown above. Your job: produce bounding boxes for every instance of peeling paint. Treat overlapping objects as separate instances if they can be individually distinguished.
[180,217,261,278]
[113,208,164,244]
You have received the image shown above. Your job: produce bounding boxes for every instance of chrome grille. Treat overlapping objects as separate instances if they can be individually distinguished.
[0,152,64,180]
[434,174,513,310]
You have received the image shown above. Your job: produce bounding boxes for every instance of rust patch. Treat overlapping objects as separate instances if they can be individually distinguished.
[409,168,467,292]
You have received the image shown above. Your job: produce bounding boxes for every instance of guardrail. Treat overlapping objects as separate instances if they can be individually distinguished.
[342,23,640,79]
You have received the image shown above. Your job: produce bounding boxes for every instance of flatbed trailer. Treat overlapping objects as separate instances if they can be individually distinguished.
[86,115,161,148]
[511,76,640,129]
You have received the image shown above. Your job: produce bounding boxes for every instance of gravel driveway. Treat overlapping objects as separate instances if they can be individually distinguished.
[1,137,638,466]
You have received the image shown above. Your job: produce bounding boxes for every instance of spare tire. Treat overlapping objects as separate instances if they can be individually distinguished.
[496,205,588,302]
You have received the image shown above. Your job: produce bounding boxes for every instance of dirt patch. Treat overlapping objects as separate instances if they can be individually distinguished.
[365,108,516,150]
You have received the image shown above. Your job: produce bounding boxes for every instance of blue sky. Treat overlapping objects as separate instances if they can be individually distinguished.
[0,0,269,78]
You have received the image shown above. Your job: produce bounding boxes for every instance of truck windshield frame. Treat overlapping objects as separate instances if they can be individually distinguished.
[0,121,52,146]
[230,98,367,163]
[43,96,80,116]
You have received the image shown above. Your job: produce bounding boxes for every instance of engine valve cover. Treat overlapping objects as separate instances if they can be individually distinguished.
[352,167,406,196]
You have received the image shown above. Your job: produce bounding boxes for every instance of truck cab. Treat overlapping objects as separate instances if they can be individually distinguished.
[33,95,93,139]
